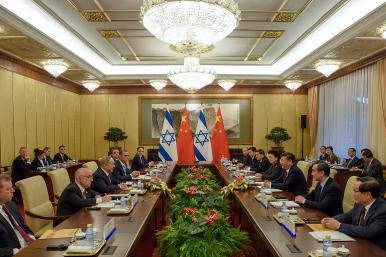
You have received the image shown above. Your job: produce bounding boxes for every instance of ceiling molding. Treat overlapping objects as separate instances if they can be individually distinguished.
[303,47,386,88]
[85,84,307,95]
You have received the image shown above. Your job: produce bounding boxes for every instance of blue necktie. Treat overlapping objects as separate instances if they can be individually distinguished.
[315,185,322,202]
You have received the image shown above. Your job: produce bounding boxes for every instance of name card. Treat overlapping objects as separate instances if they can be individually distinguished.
[281,213,296,238]
[103,218,116,241]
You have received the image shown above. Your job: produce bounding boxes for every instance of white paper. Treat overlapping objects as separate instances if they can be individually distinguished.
[97,202,114,208]
[269,201,300,208]
[308,231,355,242]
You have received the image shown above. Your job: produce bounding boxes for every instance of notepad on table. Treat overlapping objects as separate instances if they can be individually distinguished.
[308,231,355,242]
[269,201,300,208]
[307,223,334,231]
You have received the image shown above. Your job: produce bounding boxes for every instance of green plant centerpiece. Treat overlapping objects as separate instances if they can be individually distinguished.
[104,127,128,146]
[265,127,291,150]
[157,166,250,257]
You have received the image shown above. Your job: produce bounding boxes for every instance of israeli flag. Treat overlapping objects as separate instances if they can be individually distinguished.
[194,110,213,162]
[158,110,178,162]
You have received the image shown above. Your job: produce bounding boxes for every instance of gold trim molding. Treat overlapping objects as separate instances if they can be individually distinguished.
[273,12,298,22]
[99,30,120,38]
[82,11,109,22]
[262,30,284,38]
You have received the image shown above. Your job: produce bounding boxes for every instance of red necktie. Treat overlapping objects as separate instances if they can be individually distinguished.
[359,206,366,225]
[82,191,87,199]
[61,155,64,162]
[108,174,113,183]
[2,205,34,244]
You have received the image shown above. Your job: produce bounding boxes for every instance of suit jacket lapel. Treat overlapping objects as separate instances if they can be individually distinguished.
[0,210,21,245]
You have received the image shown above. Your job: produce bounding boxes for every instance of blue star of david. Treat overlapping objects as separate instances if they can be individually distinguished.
[161,129,176,146]
[195,130,209,147]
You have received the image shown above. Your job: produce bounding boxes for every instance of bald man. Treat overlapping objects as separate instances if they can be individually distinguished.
[56,168,110,218]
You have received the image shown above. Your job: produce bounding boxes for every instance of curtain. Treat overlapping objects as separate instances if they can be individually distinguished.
[308,86,318,159]
[367,59,386,163]
[318,64,376,159]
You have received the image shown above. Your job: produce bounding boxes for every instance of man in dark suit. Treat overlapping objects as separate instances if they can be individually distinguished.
[113,150,140,182]
[254,149,270,173]
[91,156,129,194]
[241,147,251,167]
[319,146,328,161]
[247,147,258,170]
[11,147,32,185]
[345,147,360,169]
[295,162,343,216]
[264,152,308,195]
[109,147,120,161]
[0,175,35,257]
[43,147,53,166]
[57,168,111,218]
[131,146,153,171]
[53,145,72,163]
[360,149,385,195]
[322,177,386,250]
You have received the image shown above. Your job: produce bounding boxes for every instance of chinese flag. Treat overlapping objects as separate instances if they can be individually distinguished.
[177,106,195,163]
[211,106,230,162]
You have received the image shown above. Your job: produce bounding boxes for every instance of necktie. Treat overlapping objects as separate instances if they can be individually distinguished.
[61,155,64,162]
[315,185,322,202]
[140,156,143,164]
[2,205,34,244]
[82,191,87,199]
[359,206,366,225]
[108,173,113,184]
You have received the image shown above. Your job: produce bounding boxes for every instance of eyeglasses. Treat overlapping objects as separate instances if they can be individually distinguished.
[123,155,129,157]
[80,175,93,179]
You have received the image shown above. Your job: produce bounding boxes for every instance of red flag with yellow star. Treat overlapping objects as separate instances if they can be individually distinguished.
[211,106,230,162]
[177,106,195,163]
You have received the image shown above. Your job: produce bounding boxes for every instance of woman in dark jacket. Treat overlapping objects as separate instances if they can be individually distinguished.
[31,148,45,170]
[256,150,282,181]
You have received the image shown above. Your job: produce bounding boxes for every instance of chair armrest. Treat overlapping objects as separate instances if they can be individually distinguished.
[25,210,70,221]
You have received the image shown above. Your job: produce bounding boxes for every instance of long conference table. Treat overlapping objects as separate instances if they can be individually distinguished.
[16,163,385,257]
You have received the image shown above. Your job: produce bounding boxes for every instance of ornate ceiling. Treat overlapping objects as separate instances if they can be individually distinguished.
[0,0,385,89]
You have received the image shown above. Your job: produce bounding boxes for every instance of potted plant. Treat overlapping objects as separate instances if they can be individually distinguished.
[104,127,128,147]
[265,127,291,152]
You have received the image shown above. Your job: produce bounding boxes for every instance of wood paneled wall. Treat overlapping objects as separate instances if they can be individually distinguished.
[0,69,81,166]
[79,94,310,160]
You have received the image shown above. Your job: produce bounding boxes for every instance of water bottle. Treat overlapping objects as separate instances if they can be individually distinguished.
[323,235,332,257]
[138,180,143,190]
[280,201,288,213]
[120,196,126,208]
[85,224,94,247]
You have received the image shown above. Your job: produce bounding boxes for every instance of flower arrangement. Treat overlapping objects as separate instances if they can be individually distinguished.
[146,176,175,199]
[221,176,248,198]
[157,167,250,257]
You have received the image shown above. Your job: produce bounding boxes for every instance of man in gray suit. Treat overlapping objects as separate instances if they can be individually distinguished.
[322,177,386,250]
[360,149,385,196]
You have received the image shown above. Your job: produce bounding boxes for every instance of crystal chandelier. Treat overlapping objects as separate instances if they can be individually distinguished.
[149,80,167,90]
[168,57,216,93]
[218,79,236,91]
[284,80,303,91]
[140,0,240,52]
[315,60,340,77]
[43,60,68,78]
[82,80,100,92]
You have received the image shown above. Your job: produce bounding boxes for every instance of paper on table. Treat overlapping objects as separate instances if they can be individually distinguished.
[39,228,79,239]
[269,201,300,208]
[67,245,93,254]
[97,202,114,208]
[309,231,355,242]
[307,224,334,231]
